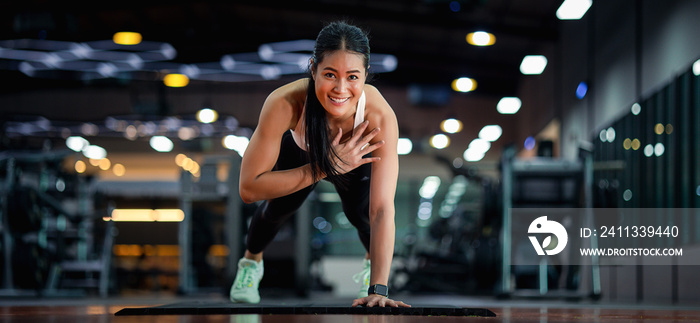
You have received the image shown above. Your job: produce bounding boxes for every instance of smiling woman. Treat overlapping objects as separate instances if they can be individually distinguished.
[230,21,408,309]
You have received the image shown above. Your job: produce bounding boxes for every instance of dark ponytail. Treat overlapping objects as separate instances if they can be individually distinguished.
[305,21,371,186]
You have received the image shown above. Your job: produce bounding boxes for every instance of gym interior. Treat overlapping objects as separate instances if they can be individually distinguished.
[1,0,699,322]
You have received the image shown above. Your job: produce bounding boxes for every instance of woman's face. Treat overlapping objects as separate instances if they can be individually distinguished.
[313,50,367,120]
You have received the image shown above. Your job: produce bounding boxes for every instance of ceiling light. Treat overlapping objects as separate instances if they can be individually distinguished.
[556,0,592,20]
[520,55,548,75]
[451,77,477,92]
[163,73,189,87]
[479,125,503,142]
[113,32,143,45]
[466,31,495,46]
[693,59,700,76]
[497,97,522,114]
[440,118,463,134]
[197,108,218,123]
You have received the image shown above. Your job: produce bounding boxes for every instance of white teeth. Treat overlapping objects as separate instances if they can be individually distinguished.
[329,96,349,103]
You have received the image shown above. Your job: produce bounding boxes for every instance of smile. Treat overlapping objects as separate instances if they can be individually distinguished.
[329,96,350,104]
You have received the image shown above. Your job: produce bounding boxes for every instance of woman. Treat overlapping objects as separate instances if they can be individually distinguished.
[230,21,409,308]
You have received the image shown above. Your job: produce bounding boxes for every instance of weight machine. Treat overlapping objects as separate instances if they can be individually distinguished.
[0,150,115,297]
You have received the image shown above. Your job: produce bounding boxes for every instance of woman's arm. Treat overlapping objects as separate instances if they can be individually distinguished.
[352,85,408,307]
[238,82,320,204]
[239,80,384,204]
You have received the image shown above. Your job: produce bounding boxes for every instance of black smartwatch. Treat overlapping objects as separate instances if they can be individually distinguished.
[367,284,389,297]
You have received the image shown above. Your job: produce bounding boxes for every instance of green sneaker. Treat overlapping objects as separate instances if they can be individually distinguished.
[352,259,371,298]
[230,258,264,303]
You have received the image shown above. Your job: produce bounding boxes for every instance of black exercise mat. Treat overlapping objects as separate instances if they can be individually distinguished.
[115,301,496,317]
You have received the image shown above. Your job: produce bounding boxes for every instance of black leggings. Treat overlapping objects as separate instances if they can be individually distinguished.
[245,130,372,254]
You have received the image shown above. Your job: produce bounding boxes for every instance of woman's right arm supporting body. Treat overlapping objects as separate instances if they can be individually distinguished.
[239,81,320,204]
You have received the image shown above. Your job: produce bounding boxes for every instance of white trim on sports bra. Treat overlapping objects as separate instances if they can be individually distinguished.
[352,91,366,135]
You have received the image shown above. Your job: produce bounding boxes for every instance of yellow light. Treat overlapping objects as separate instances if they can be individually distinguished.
[654,123,665,135]
[632,139,641,150]
[466,31,496,46]
[190,161,200,175]
[623,138,632,150]
[113,32,142,45]
[89,158,100,166]
[209,244,230,257]
[665,124,673,134]
[182,157,193,171]
[113,163,126,176]
[175,153,187,167]
[112,244,144,257]
[75,160,87,173]
[98,158,111,170]
[163,73,189,87]
[108,209,185,222]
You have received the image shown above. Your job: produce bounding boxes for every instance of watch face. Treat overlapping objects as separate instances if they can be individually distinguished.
[369,284,388,296]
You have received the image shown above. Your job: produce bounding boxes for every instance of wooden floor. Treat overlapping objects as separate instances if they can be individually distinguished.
[1,294,699,322]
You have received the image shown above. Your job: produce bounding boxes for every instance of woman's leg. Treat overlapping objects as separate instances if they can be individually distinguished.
[231,131,314,303]
[245,184,315,254]
[244,130,316,255]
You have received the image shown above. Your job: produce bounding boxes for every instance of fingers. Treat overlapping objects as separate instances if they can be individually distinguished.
[351,296,411,308]
[360,140,385,155]
[351,120,370,141]
[358,126,381,148]
[333,127,343,145]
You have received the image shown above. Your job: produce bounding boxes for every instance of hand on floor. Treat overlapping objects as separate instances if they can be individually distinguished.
[351,294,411,308]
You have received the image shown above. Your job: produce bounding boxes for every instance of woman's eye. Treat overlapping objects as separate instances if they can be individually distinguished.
[349,75,359,80]
[325,73,335,78]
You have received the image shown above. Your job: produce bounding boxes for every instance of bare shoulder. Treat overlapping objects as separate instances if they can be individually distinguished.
[266,79,308,110]
[260,79,309,129]
[364,84,390,108]
[363,84,398,138]
[364,84,395,119]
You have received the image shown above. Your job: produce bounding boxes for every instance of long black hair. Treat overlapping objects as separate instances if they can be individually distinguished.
[305,21,371,185]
